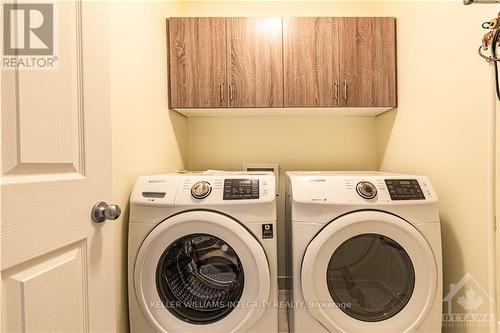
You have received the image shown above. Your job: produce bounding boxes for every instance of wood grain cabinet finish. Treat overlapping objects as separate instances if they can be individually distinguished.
[168,17,397,110]
[168,18,227,108]
[283,17,339,107]
[340,17,396,107]
[283,17,396,108]
[227,17,283,107]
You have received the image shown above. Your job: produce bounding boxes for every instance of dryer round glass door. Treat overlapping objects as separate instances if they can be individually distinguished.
[134,211,271,333]
[301,211,438,333]
[327,233,415,322]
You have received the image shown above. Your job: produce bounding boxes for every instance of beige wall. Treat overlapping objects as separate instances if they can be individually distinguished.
[187,116,379,280]
[109,2,187,331]
[108,1,499,331]
[375,3,495,332]
[497,99,500,331]
[179,0,387,287]
[180,1,497,332]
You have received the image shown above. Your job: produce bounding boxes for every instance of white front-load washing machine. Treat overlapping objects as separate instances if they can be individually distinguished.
[286,172,442,333]
[128,172,278,333]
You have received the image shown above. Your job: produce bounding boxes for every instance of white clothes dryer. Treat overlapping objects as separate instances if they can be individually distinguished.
[128,172,278,333]
[286,172,442,333]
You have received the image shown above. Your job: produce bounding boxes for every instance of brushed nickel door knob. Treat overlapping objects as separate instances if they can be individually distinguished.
[91,201,121,223]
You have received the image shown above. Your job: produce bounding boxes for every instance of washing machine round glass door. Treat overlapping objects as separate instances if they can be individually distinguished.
[301,211,437,333]
[134,210,270,333]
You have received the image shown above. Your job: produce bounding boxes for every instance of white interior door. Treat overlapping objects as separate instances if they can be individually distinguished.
[1,2,116,332]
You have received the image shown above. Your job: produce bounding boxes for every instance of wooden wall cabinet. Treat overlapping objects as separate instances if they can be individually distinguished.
[168,17,283,109]
[168,16,397,113]
[227,17,283,108]
[283,17,339,107]
[283,17,397,108]
[168,18,227,108]
[339,17,396,107]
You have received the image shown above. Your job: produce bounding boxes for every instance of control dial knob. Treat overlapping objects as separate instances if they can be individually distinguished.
[191,181,212,199]
[356,181,377,199]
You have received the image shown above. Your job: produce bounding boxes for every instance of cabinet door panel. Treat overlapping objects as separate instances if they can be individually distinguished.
[340,17,396,107]
[169,18,227,108]
[228,17,283,107]
[283,17,339,107]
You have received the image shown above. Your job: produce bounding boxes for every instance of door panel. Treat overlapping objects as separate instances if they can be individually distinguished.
[17,13,81,166]
[3,243,87,332]
[2,3,83,175]
[339,17,396,107]
[169,18,227,108]
[1,2,115,332]
[227,17,283,107]
[283,17,338,107]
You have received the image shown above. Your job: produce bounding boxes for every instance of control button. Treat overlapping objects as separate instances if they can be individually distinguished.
[356,181,377,199]
[191,181,212,199]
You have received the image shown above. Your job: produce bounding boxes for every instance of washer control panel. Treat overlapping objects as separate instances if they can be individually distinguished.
[130,172,275,206]
[223,179,259,200]
[385,179,425,200]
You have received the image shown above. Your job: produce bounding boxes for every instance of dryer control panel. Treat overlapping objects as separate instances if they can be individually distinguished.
[287,171,437,205]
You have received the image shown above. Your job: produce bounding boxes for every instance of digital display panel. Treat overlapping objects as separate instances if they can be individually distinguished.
[223,179,259,200]
[384,179,425,200]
